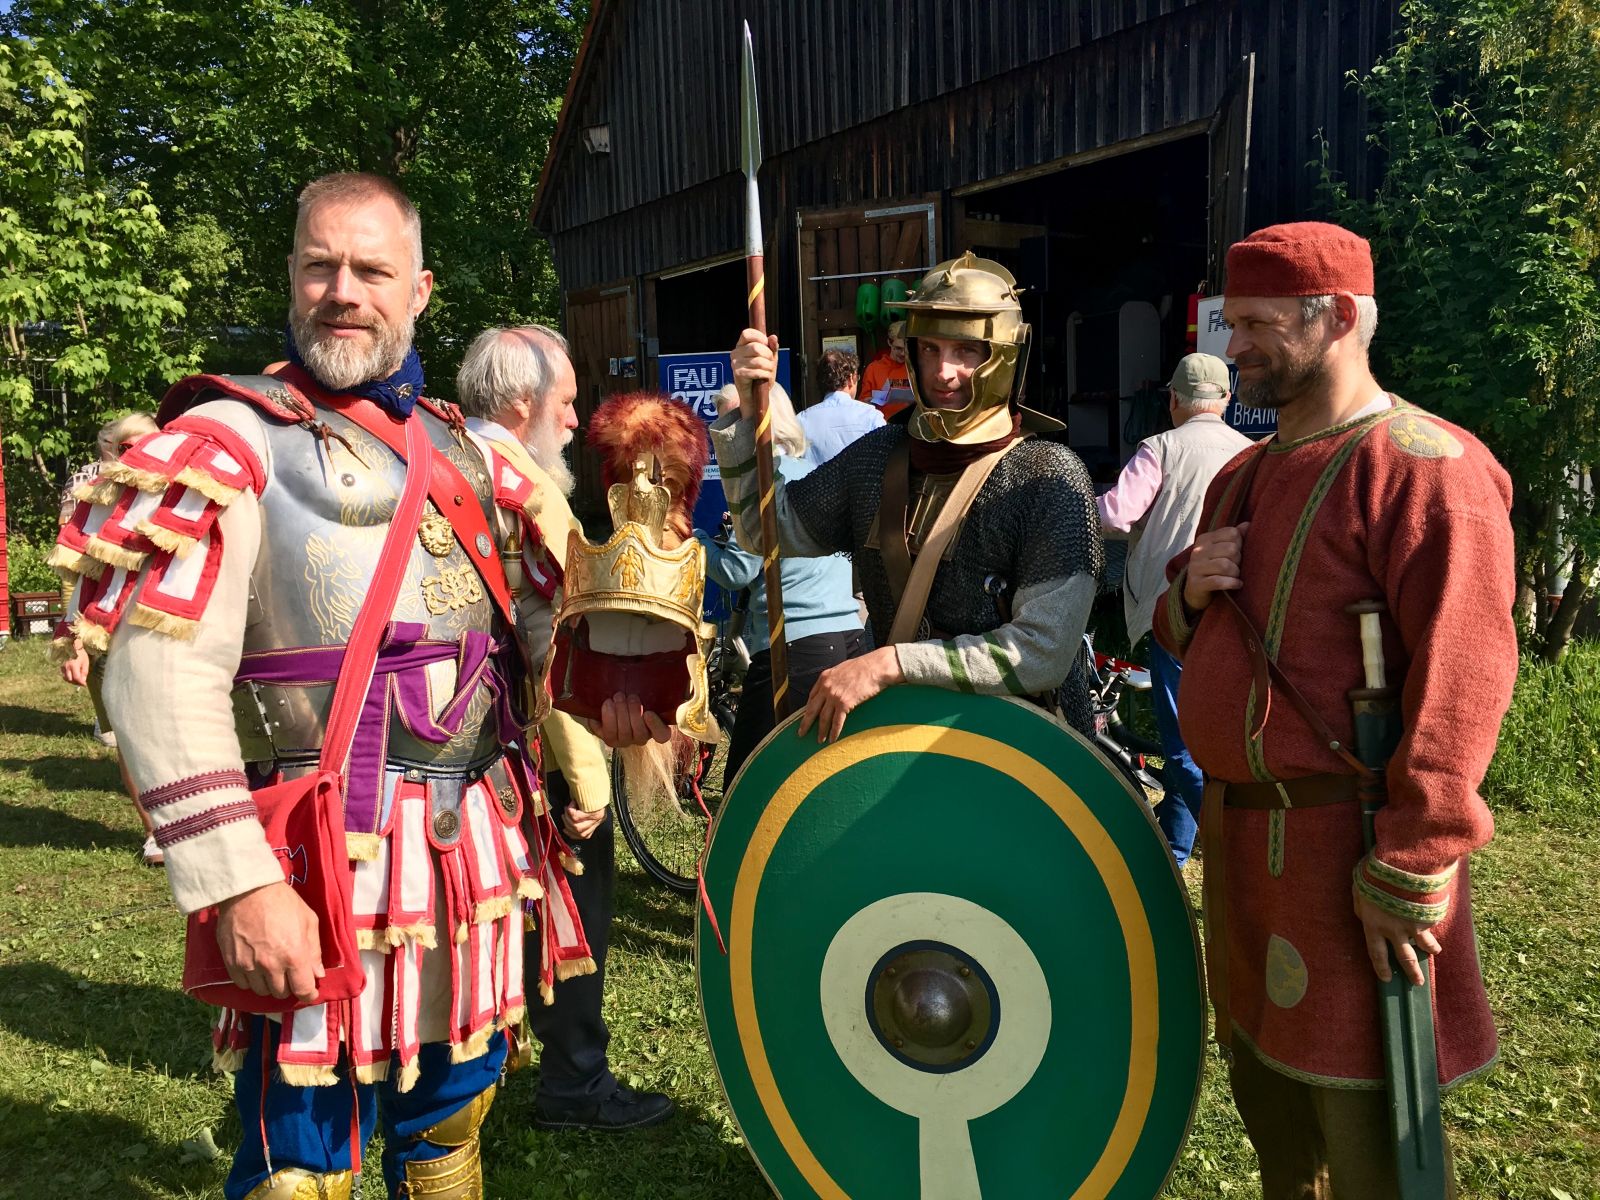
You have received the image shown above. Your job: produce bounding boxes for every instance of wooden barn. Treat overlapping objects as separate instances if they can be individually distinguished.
[531,0,1402,510]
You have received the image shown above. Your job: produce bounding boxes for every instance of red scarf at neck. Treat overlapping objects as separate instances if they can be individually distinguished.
[907,411,1023,473]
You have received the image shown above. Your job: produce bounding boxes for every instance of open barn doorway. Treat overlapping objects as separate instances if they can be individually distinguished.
[953,132,1212,485]
[651,257,749,358]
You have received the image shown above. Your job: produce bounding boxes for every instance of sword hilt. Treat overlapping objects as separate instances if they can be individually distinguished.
[1346,599,1388,690]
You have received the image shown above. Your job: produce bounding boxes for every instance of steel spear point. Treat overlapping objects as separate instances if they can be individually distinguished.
[738,19,789,719]
[741,21,763,258]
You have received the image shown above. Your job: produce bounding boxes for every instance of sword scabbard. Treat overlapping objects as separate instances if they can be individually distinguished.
[1346,602,1449,1200]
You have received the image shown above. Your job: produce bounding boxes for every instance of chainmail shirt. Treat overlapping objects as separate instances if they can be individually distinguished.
[710,416,1102,735]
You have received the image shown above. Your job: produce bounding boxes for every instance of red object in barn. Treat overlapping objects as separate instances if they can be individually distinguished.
[1185,292,1202,352]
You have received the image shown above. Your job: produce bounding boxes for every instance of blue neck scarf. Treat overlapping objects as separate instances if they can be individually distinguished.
[283,327,426,418]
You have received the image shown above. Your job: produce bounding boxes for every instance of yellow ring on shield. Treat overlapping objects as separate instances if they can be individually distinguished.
[730,723,1159,1199]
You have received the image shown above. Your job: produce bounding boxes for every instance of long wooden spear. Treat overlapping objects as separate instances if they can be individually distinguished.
[740,21,790,719]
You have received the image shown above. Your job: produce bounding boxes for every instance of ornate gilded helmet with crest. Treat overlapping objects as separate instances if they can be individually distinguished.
[541,393,716,739]
[901,251,1035,445]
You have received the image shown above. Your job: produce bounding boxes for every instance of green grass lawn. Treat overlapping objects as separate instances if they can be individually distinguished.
[0,638,1596,1198]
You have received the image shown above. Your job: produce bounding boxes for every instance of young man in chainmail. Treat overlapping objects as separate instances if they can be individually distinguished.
[709,252,1102,745]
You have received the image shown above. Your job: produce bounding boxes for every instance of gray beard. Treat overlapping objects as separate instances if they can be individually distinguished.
[525,424,576,498]
[1236,347,1329,411]
[289,304,413,392]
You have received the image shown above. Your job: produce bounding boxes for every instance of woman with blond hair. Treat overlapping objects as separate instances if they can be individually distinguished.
[58,412,162,863]
[697,384,863,785]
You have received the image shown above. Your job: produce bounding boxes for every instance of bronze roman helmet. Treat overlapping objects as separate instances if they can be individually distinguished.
[901,251,1035,445]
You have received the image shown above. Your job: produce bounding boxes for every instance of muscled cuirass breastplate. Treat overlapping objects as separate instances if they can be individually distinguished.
[237,404,503,769]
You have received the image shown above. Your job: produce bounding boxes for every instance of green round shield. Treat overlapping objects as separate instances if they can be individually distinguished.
[697,686,1204,1198]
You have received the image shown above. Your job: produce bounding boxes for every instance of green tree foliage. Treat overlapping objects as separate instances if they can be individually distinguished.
[1325,0,1600,661]
[0,36,200,542]
[6,0,587,381]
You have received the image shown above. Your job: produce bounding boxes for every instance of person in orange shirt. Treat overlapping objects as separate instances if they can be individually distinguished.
[856,320,911,415]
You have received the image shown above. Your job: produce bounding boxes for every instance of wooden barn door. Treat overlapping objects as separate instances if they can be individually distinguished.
[1208,53,1257,290]
[565,283,640,519]
[795,199,938,399]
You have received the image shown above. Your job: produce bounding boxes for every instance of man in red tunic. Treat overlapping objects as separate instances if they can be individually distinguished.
[1153,222,1517,1197]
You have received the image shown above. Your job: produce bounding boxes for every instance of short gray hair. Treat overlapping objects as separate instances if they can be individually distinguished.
[456,324,570,421]
[296,173,423,282]
[1301,294,1379,349]
[1171,388,1229,416]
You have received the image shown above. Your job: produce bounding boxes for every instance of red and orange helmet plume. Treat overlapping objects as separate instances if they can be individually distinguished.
[587,392,710,547]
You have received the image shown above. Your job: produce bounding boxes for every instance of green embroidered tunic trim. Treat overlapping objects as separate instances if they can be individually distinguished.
[1241,404,1410,783]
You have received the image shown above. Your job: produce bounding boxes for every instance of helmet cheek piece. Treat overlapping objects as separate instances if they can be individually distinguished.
[905,319,1032,443]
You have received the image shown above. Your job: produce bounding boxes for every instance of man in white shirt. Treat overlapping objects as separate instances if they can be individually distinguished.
[1097,353,1252,864]
[798,349,885,464]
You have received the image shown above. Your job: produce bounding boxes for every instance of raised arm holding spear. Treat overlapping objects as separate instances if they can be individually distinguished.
[736,20,790,721]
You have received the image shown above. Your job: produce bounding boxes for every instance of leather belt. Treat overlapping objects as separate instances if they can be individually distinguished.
[1222,773,1358,810]
[1201,772,1359,1053]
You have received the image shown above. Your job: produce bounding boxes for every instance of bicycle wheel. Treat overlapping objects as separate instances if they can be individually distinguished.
[613,697,738,895]
[1106,710,1164,758]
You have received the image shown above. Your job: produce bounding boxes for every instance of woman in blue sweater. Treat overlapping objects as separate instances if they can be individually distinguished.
[698,384,864,786]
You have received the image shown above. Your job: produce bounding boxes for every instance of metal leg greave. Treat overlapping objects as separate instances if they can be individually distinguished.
[243,1168,354,1200]
[400,1084,496,1198]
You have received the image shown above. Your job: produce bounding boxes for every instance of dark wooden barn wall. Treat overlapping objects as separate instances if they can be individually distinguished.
[536,0,1210,236]
[545,0,1396,327]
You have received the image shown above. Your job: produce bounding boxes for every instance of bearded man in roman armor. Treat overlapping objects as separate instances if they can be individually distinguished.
[51,173,587,1198]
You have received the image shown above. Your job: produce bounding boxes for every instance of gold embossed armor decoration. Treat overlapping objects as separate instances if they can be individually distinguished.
[541,457,716,737]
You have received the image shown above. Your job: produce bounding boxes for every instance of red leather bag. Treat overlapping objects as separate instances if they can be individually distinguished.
[181,411,433,1013]
[182,771,362,1011]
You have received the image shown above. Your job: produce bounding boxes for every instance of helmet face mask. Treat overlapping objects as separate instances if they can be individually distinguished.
[900,252,1033,444]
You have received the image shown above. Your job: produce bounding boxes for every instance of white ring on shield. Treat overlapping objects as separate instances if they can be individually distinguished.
[820,892,1052,1199]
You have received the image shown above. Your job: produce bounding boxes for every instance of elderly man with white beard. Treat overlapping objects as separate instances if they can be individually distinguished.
[53,173,594,1197]
[454,325,677,1132]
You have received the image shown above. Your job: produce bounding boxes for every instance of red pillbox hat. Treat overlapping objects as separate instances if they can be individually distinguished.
[1224,221,1374,298]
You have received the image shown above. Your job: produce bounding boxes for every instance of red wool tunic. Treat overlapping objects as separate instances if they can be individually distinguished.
[1153,400,1517,1088]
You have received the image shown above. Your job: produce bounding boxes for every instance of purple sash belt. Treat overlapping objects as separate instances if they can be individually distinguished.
[236,621,522,836]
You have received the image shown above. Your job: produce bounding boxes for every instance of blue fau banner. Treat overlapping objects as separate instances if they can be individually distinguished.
[661,349,792,619]
[660,349,792,534]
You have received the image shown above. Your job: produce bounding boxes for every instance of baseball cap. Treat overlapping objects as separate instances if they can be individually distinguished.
[1168,353,1231,403]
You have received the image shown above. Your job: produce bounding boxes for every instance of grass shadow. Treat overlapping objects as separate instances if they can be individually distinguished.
[487,1067,768,1199]
[0,751,122,795]
[609,877,695,962]
[0,962,213,1080]
[0,793,140,852]
[0,702,95,740]
[0,1093,217,1200]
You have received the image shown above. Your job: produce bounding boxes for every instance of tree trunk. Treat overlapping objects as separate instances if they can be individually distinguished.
[1542,464,1600,660]
[1513,574,1539,643]
[1542,546,1593,663]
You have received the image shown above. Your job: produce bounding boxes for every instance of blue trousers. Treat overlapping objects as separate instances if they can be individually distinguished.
[226,1016,505,1198]
[1149,640,1206,866]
